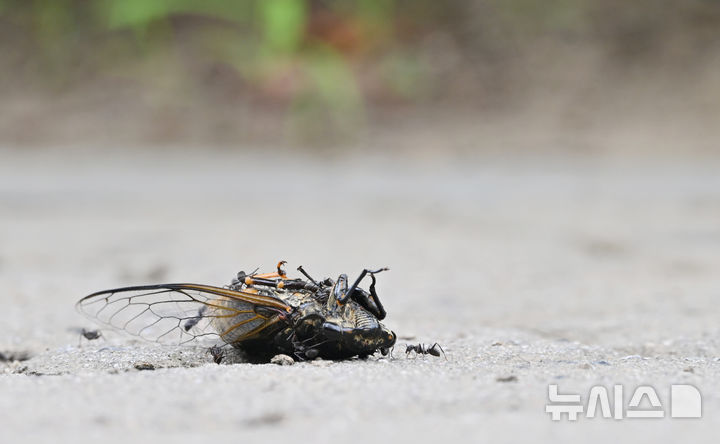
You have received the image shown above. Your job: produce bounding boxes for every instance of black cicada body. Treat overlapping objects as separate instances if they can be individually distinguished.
[76,262,396,361]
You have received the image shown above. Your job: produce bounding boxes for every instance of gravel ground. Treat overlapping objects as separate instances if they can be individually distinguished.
[1,148,719,443]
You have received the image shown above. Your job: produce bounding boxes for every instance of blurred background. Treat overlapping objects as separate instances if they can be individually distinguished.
[2,0,720,344]
[1,0,719,153]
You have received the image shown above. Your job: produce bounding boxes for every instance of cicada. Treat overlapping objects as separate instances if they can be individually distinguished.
[76,262,396,361]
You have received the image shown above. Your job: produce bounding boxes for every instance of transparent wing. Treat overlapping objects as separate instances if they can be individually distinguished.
[76,283,292,346]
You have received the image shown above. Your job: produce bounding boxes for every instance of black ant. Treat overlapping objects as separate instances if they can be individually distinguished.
[81,328,102,341]
[74,328,103,346]
[207,345,225,364]
[406,343,445,359]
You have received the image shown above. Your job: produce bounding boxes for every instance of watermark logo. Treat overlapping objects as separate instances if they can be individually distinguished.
[546,384,701,420]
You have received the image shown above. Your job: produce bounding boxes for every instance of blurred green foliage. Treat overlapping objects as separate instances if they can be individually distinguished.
[259,0,306,53]
[1,0,719,142]
[1,0,427,139]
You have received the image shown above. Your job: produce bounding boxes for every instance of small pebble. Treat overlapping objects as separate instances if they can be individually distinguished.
[134,362,155,371]
[270,354,294,366]
[311,358,333,367]
[496,375,518,383]
[243,412,285,427]
[0,350,32,362]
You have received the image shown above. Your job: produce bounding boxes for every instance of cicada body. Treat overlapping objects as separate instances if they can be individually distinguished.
[76,263,396,361]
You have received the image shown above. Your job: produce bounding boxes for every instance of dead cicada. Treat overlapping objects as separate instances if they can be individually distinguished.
[76,262,396,361]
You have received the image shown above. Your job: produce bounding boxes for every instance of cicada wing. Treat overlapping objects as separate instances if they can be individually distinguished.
[76,284,291,346]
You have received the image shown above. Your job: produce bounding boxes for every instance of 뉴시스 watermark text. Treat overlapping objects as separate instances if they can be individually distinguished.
[546,384,702,420]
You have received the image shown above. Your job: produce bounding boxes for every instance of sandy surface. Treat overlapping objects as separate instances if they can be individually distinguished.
[1,148,720,443]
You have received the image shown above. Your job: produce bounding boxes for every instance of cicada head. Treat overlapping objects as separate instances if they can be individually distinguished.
[379,326,396,355]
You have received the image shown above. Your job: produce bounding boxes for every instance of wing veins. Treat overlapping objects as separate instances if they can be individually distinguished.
[77,283,292,346]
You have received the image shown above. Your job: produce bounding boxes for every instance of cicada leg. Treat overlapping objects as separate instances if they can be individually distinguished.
[356,273,387,319]
[231,262,287,289]
[252,261,288,279]
[297,265,321,287]
[334,268,388,320]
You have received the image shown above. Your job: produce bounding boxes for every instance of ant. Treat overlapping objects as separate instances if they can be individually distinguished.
[207,345,225,364]
[406,342,445,359]
[74,328,103,346]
